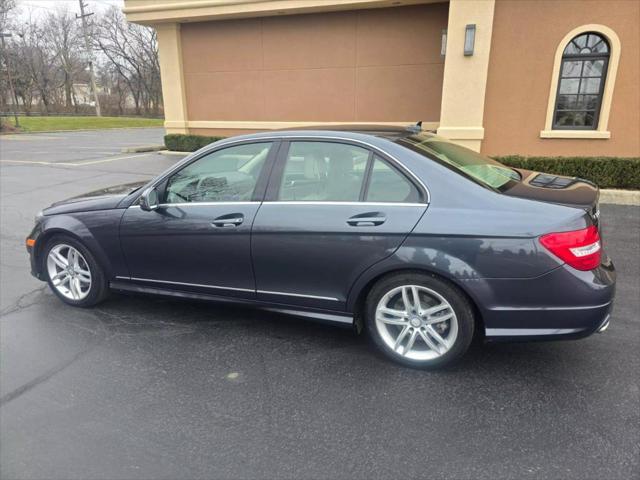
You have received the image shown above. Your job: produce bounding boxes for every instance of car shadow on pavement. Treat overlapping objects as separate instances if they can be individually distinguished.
[4,285,605,383]
[75,291,589,376]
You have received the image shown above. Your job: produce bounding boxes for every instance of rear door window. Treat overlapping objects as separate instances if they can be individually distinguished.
[278,142,369,201]
[365,155,421,203]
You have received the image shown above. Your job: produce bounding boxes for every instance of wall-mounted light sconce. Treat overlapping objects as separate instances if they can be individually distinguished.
[441,29,447,57]
[464,24,476,56]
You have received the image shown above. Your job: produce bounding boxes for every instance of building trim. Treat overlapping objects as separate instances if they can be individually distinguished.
[436,0,495,152]
[540,24,621,140]
[539,130,611,139]
[168,120,440,131]
[436,126,484,140]
[156,23,189,134]
[124,0,440,24]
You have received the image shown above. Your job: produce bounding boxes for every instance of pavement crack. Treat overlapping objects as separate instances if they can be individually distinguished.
[0,286,48,317]
[0,346,95,407]
[90,307,198,338]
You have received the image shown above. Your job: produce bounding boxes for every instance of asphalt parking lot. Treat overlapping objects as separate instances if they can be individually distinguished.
[1,129,639,480]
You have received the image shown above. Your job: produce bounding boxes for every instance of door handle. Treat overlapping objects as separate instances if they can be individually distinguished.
[211,213,244,227]
[347,212,386,227]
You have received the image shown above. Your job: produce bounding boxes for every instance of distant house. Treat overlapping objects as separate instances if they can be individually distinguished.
[123,0,639,157]
[72,83,107,107]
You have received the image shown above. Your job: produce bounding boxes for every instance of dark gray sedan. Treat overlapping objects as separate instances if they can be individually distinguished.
[26,126,615,368]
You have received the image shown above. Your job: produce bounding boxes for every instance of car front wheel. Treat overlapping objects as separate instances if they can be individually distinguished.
[365,273,475,368]
[43,235,109,307]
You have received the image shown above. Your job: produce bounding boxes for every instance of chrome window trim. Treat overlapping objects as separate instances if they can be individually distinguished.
[129,201,426,209]
[161,201,260,207]
[144,135,430,205]
[257,289,339,302]
[262,201,427,207]
[127,201,260,209]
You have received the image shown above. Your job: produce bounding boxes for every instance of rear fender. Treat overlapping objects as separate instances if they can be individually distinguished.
[346,245,489,313]
[345,231,563,316]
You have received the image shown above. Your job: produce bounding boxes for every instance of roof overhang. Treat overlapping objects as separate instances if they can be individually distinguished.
[123,0,447,25]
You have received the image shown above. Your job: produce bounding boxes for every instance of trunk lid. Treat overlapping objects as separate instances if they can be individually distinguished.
[503,169,600,226]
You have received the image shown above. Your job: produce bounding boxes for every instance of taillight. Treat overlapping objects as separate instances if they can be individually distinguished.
[540,226,601,271]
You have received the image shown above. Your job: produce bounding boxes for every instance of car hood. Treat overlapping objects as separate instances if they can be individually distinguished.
[43,181,147,215]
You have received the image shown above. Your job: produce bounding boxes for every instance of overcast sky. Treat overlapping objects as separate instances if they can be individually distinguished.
[15,0,123,20]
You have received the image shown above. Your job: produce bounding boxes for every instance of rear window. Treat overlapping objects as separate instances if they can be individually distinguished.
[397,134,520,190]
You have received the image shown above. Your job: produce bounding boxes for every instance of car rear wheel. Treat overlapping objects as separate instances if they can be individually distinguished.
[43,235,109,307]
[365,273,474,368]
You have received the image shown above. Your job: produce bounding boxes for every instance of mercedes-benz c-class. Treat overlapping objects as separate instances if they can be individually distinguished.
[26,126,615,368]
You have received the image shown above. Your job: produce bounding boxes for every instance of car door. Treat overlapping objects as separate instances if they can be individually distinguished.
[119,140,278,298]
[251,139,429,311]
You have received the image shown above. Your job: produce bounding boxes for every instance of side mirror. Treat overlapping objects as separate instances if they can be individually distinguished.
[139,187,160,212]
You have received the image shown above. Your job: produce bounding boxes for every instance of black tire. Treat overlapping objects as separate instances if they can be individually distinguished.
[42,234,109,307]
[364,272,475,369]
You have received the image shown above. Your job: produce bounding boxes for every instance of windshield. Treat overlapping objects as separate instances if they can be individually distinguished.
[397,133,520,190]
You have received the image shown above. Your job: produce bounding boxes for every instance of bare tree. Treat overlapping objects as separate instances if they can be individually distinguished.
[95,6,162,116]
[0,0,16,113]
[0,0,15,30]
[44,8,83,111]
[1,1,162,117]
[15,14,59,114]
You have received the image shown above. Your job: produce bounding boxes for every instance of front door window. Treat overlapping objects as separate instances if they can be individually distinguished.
[165,142,272,203]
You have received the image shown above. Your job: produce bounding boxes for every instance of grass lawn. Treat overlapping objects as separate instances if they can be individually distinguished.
[2,116,164,132]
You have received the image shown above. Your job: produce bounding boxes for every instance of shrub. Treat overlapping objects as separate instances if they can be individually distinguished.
[164,134,225,152]
[494,156,640,190]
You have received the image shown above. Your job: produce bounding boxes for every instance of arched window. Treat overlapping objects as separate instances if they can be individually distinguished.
[553,32,609,130]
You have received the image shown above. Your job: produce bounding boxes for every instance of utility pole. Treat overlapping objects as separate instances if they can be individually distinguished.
[0,32,19,128]
[76,0,101,116]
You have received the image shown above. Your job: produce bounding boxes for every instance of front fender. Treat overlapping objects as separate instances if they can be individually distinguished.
[32,210,127,279]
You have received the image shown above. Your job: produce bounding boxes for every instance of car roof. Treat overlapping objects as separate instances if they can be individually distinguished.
[217,124,436,147]
[273,123,431,140]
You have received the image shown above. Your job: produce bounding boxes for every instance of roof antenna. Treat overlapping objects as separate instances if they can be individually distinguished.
[406,121,423,134]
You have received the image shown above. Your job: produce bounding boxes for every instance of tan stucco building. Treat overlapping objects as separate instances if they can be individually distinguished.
[123,0,639,156]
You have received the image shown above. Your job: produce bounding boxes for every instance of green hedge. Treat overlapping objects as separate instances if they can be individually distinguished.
[163,134,639,190]
[494,156,640,190]
[164,134,225,152]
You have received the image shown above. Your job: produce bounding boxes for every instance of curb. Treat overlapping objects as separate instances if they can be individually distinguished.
[158,150,191,156]
[0,126,164,134]
[599,189,640,206]
[121,145,165,153]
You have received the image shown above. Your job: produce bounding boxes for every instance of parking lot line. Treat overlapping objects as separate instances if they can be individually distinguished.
[0,135,63,141]
[0,160,75,166]
[74,153,152,165]
[0,153,152,167]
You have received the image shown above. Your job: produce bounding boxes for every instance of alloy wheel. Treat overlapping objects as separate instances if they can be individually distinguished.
[46,244,92,301]
[375,285,458,361]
